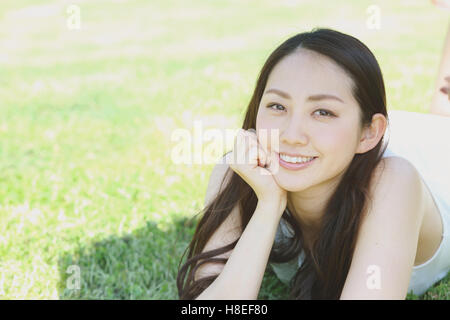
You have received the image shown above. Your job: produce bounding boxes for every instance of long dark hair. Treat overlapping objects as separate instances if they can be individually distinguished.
[177,28,389,299]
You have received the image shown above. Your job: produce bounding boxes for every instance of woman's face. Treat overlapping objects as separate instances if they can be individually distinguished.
[256,48,365,192]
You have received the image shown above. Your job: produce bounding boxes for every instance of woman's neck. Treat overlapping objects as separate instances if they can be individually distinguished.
[286,174,343,243]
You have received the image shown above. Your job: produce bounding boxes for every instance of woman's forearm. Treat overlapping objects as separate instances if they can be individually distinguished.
[196,199,285,300]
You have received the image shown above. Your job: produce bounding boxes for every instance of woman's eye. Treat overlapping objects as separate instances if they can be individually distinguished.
[267,103,285,112]
[314,109,335,117]
[266,104,335,117]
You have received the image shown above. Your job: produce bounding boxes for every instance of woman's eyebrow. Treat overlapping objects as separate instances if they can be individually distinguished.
[264,88,345,103]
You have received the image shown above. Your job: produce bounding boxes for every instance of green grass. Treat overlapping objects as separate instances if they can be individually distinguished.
[0,0,448,299]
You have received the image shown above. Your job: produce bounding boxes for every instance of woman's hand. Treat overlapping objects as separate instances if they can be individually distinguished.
[439,76,450,101]
[228,128,287,210]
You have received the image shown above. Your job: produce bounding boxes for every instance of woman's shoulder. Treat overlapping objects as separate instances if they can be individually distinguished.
[374,155,419,180]
[369,153,445,269]
[369,156,427,212]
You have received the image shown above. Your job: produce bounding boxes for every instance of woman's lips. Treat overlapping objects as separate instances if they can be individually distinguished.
[278,153,317,171]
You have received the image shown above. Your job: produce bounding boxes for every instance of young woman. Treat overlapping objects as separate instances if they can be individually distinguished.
[177,28,450,300]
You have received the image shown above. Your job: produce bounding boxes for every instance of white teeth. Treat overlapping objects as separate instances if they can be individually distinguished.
[280,154,315,164]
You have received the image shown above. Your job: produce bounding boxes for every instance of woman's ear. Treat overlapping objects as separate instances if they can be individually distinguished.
[355,113,387,154]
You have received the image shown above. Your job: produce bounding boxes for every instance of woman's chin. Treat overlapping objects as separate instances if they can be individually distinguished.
[273,177,309,193]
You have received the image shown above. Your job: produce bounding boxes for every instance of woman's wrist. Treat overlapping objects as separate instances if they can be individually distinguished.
[256,197,287,217]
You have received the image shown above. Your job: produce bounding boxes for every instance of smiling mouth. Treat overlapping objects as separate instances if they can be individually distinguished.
[278,153,317,171]
[278,153,317,164]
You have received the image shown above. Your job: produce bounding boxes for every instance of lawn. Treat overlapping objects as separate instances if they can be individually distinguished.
[0,0,448,299]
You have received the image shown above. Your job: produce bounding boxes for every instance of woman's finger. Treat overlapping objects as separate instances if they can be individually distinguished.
[234,129,252,165]
[243,130,259,166]
[257,144,268,168]
[245,128,272,169]
[264,150,280,175]
[247,144,259,166]
[440,86,450,101]
[247,128,266,167]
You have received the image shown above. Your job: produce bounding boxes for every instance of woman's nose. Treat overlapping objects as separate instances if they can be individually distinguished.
[280,118,309,146]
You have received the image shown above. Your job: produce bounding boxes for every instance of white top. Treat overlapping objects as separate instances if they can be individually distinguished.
[270,110,450,297]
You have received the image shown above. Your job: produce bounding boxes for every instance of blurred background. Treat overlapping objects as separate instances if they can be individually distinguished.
[0,0,448,299]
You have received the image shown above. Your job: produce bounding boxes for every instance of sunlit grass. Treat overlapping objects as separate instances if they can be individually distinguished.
[0,0,448,299]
